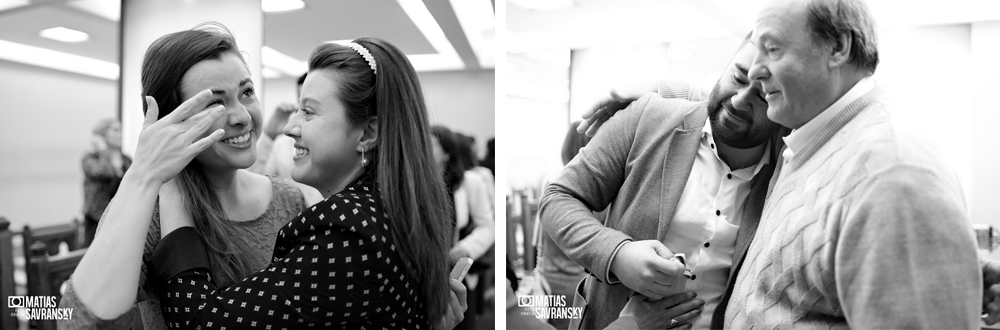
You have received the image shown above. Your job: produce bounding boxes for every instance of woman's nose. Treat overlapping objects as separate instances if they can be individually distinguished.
[227,102,252,127]
[283,112,301,138]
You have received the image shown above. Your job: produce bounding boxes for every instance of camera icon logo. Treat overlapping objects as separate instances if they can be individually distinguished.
[517,296,535,307]
[8,296,24,308]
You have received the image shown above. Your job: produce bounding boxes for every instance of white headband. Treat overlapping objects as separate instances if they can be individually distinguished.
[345,42,377,75]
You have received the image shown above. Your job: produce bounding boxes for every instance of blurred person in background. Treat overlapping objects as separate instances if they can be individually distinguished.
[482,137,495,177]
[432,125,496,330]
[256,73,323,201]
[81,118,132,247]
[456,133,495,209]
[256,73,305,178]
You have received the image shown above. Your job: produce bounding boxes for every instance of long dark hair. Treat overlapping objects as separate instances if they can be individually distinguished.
[307,38,453,321]
[140,22,255,287]
[431,125,466,193]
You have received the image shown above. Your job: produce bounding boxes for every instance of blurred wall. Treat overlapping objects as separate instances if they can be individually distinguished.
[422,69,496,158]
[971,21,1000,234]
[0,60,117,229]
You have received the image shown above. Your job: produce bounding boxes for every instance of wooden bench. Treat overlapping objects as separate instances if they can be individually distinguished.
[25,242,87,330]
[22,219,81,258]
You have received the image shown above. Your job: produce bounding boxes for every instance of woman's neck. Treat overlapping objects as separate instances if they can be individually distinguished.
[318,165,365,199]
[199,165,247,212]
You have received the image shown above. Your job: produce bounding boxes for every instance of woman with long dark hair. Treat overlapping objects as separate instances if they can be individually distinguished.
[146,37,463,329]
[61,23,315,329]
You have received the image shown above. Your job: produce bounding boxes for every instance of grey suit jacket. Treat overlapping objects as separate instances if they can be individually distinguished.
[539,94,779,330]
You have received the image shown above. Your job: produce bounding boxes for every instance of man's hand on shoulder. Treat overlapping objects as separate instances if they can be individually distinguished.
[579,82,657,137]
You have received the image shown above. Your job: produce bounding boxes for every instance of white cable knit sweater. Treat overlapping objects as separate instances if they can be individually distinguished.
[726,87,981,329]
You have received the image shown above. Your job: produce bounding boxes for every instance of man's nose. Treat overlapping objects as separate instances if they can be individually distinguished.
[748,55,769,82]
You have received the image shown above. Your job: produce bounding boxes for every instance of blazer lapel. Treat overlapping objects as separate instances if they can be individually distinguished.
[655,113,704,242]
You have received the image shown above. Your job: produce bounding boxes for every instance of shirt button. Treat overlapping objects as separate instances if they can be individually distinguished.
[704,242,710,248]
[727,173,732,179]
[691,275,697,280]
[711,143,715,149]
[716,210,721,216]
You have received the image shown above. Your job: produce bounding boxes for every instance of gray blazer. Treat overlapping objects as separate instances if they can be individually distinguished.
[539,94,779,329]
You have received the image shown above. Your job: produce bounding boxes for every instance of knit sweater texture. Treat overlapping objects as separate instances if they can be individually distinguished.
[726,87,981,329]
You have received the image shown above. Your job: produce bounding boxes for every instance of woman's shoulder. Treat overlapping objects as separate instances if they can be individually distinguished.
[292,182,384,234]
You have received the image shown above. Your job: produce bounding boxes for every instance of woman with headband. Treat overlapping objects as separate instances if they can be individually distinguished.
[147,38,463,329]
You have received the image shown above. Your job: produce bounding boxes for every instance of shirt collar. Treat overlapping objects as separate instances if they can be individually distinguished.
[702,119,772,180]
[782,77,874,159]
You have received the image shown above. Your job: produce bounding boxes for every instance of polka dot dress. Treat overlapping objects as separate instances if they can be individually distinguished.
[154,174,428,329]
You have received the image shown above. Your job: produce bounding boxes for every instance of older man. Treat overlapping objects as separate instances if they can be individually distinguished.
[723,0,981,327]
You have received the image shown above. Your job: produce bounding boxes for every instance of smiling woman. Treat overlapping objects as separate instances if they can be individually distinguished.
[144,37,464,329]
[58,22,313,330]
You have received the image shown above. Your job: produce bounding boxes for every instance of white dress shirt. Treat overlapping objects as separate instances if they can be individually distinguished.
[668,119,771,329]
[782,77,874,160]
[607,119,771,329]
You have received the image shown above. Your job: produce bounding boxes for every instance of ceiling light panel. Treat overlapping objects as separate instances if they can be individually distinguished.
[39,26,89,43]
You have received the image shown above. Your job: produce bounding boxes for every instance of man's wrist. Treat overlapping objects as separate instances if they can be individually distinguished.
[607,239,632,284]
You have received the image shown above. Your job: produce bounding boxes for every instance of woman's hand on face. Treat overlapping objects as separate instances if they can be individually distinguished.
[619,291,704,329]
[130,90,226,185]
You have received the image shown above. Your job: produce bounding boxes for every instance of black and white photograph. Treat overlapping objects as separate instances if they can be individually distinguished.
[0,0,495,329]
[504,0,1000,329]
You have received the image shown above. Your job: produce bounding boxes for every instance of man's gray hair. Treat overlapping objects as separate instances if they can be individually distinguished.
[807,0,879,75]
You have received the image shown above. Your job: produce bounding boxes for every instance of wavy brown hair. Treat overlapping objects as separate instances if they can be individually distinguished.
[140,23,255,287]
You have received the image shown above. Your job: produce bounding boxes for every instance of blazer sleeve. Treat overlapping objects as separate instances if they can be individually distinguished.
[539,95,653,283]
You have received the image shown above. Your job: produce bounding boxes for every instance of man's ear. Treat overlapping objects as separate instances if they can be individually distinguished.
[357,118,378,152]
[828,31,853,68]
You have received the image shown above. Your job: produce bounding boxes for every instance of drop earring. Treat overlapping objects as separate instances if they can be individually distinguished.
[361,147,368,167]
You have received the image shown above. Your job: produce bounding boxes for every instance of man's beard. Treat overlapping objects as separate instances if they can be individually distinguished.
[706,84,776,149]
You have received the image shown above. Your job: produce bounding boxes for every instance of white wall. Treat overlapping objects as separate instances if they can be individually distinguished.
[421,69,496,158]
[0,60,118,229]
[971,20,1000,239]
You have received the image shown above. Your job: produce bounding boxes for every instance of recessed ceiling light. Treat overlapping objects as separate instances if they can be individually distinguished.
[262,0,305,13]
[39,27,89,43]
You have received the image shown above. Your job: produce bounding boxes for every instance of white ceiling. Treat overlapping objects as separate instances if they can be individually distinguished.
[507,0,1000,53]
[0,0,495,79]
